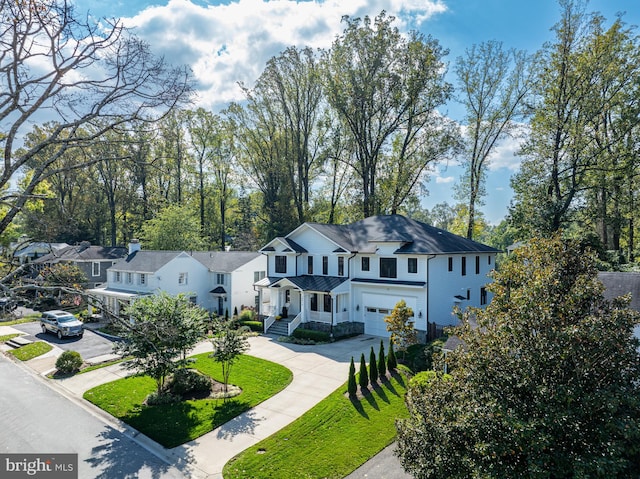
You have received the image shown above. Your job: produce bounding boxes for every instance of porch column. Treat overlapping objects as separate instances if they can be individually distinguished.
[300,291,307,323]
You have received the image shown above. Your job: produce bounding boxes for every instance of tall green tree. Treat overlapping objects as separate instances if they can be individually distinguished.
[511,1,640,239]
[454,40,531,239]
[396,235,640,478]
[323,12,454,217]
[139,204,205,250]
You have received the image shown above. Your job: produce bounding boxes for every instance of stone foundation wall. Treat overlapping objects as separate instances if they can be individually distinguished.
[303,321,364,338]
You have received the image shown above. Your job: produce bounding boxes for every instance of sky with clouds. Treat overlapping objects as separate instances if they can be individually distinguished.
[72,0,640,224]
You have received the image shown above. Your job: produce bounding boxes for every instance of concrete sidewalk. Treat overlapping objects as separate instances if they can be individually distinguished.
[8,330,385,479]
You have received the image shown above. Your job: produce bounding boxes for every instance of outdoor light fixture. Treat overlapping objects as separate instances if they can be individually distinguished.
[356,304,360,311]
[418,311,422,318]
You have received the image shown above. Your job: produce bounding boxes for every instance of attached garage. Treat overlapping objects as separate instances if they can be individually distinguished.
[362,293,417,337]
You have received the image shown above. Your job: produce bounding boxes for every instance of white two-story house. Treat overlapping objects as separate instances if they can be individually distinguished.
[88,240,266,318]
[256,214,499,340]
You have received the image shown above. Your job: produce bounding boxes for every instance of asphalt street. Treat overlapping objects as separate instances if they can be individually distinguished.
[12,321,117,360]
[0,355,186,479]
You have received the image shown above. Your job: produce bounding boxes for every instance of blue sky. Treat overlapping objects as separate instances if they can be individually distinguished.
[72,0,640,224]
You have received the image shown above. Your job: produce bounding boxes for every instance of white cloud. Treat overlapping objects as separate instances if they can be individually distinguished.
[436,175,455,184]
[486,134,525,172]
[119,0,447,110]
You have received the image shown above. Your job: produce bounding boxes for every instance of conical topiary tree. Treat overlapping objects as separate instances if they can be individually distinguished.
[378,339,387,378]
[369,346,378,384]
[359,353,369,390]
[348,357,357,396]
[388,341,397,370]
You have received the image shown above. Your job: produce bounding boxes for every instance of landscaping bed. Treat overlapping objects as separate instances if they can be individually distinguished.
[83,352,292,448]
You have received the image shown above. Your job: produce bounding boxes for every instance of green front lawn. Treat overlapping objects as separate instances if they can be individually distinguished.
[8,341,52,361]
[223,369,410,479]
[0,333,20,343]
[84,353,293,448]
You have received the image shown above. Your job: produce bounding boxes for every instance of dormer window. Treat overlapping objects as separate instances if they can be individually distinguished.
[275,256,287,274]
[114,271,121,282]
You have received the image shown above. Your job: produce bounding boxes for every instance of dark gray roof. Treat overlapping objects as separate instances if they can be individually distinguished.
[191,251,262,272]
[305,215,499,255]
[260,237,307,253]
[210,286,227,294]
[598,272,640,311]
[33,243,127,263]
[274,275,348,292]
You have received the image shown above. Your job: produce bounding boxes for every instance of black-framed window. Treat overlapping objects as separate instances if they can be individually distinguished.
[480,287,487,305]
[475,256,480,275]
[308,256,313,275]
[275,255,287,273]
[448,257,453,272]
[362,257,370,271]
[461,256,466,276]
[322,256,328,275]
[488,255,492,265]
[380,258,397,278]
[310,293,318,311]
[466,288,470,300]
[323,294,332,312]
[338,257,344,276]
[408,257,417,274]
[285,289,290,303]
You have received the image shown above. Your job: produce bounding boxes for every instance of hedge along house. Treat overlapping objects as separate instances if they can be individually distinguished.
[87,240,266,319]
[255,215,499,340]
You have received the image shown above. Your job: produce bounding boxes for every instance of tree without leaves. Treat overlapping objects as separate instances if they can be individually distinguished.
[0,0,192,240]
[396,235,640,479]
[115,292,208,395]
[454,40,531,239]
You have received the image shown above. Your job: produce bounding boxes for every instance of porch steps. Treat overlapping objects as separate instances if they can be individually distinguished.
[266,320,290,336]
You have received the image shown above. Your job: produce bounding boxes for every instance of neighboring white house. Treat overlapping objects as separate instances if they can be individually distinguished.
[256,214,499,340]
[87,240,266,317]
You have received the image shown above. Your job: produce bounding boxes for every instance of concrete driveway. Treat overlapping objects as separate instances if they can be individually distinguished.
[11,321,118,360]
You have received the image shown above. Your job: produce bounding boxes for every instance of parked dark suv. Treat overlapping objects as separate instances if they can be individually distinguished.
[40,310,84,340]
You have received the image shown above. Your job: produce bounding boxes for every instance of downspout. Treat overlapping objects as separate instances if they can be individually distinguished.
[425,254,436,342]
[347,252,356,323]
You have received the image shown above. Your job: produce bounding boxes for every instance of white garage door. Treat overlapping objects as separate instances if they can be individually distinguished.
[364,306,392,336]
[362,293,418,337]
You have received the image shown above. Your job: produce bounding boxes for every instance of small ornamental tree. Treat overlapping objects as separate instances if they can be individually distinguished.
[387,342,397,370]
[358,353,369,390]
[116,292,209,395]
[396,235,640,479]
[347,357,357,396]
[210,316,249,396]
[385,300,418,361]
[378,340,387,378]
[369,346,378,384]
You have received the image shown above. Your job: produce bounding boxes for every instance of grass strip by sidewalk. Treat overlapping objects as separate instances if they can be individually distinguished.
[0,333,20,342]
[84,352,292,448]
[223,369,409,479]
[8,341,52,361]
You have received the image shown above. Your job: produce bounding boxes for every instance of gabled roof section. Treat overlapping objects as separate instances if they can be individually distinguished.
[259,236,307,253]
[33,243,127,264]
[297,215,499,255]
[348,215,500,254]
[191,251,262,272]
[112,250,182,273]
